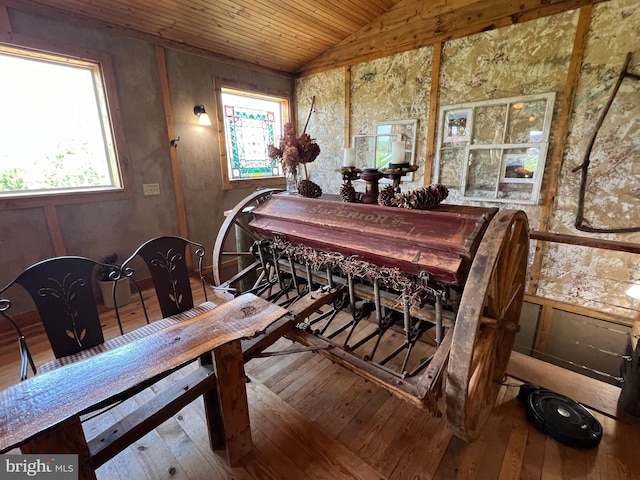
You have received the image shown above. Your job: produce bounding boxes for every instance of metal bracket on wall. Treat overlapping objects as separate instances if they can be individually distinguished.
[573,51,640,233]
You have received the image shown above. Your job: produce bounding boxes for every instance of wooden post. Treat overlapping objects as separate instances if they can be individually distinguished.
[156,45,191,268]
[43,205,67,256]
[424,42,442,186]
[527,5,593,295]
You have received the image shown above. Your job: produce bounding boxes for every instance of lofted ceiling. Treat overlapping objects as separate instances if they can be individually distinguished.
[9,0,608,76]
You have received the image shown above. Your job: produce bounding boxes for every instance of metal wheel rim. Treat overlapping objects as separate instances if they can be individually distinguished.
[212,188,282,288]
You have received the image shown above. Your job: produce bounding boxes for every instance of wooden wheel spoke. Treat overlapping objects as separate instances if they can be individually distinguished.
[221,251,254,257]
[467,330,497,423]
[492,225,527,317]
[506,220,525,264]
[494,328,516,375]
[501,242,526,297]
[501,282,524,319]
[469,328,496,383]
[232,219,262,243]
[479,316,498,327]
[486,269,501,318]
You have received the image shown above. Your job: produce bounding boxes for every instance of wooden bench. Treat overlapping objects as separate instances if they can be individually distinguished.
[37,301,221,374]
[0,293,289,480]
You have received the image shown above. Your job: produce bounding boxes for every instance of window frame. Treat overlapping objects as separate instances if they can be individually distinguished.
[214,78,292,190]
[0,33,131,210]
[433,93,556,204]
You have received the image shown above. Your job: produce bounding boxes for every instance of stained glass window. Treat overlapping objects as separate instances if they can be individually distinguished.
[221,91,285,180]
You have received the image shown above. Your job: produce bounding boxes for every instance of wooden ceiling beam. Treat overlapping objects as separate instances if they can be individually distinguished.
[297,0,610,76]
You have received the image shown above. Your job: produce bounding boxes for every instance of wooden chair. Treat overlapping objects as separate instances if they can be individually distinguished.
[116,236,235,332]
[0,256,120,381]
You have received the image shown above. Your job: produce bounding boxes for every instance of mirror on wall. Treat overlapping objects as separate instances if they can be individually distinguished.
[352,119,418,180]
[352,133,400,170]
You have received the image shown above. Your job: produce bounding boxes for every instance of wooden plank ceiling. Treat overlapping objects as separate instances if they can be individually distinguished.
[13,0,608,76]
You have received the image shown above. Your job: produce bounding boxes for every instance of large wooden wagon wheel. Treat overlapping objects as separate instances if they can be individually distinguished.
[213,188,283,292]
[446,210,529,442]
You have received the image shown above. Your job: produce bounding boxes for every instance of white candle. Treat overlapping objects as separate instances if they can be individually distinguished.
[391,141,405,164]
[343,147,356,167]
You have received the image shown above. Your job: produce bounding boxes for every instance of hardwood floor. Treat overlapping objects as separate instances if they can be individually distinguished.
[1,284,639,479]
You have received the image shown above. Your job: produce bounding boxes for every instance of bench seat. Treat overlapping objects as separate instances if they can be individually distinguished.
[38,301,220,374]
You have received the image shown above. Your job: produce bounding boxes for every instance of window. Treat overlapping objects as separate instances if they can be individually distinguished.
[215,83,290,189]
[434,93,556,204]
[0,44,126,202]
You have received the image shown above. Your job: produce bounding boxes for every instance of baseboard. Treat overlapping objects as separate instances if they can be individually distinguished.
[507,351,621,418]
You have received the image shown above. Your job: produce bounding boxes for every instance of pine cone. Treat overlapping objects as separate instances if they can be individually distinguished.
[298,179,322,198]
[390,183,449,209]
[436,183,449,200]
[378,184,396,206]
[340,181,357,202]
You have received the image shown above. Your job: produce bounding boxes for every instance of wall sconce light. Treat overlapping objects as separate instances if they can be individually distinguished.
[626,280,640,300]
[193,105,212,126]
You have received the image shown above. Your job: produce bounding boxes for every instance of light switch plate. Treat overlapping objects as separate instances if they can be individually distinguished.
[143,183,160,196]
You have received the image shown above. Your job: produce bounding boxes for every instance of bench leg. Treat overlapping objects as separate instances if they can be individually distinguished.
[210,339,252,465]
[20,415,96,480]
[200,351,225,451]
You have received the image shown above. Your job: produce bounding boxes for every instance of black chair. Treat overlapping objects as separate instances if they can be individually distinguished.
[0,299,35,382]
[0,256,120,381]
[117,236,233,331]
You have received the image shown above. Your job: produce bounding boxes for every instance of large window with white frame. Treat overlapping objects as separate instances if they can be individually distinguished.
[0,43,126,200]
[434,93,556,204]
[215,82,290,190]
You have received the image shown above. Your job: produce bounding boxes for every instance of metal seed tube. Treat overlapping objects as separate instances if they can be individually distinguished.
[435,292,443,346]
[306,264,313,291]
[403,298,411,342]
[288,256,299,290]
[374,280,382,326]
[348,275,356,314]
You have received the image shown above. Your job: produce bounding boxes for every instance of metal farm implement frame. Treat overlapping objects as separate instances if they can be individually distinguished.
[213,189,529,442]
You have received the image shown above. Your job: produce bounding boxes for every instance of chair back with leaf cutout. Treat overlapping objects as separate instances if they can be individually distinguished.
[1,256,113,360]
[121,236,207,319]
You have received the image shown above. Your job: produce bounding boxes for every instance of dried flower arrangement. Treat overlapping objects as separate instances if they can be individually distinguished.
[267,122,321,174]
[267,99,322,197]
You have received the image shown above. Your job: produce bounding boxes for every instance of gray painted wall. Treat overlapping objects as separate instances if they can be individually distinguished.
[0,7,291,293]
